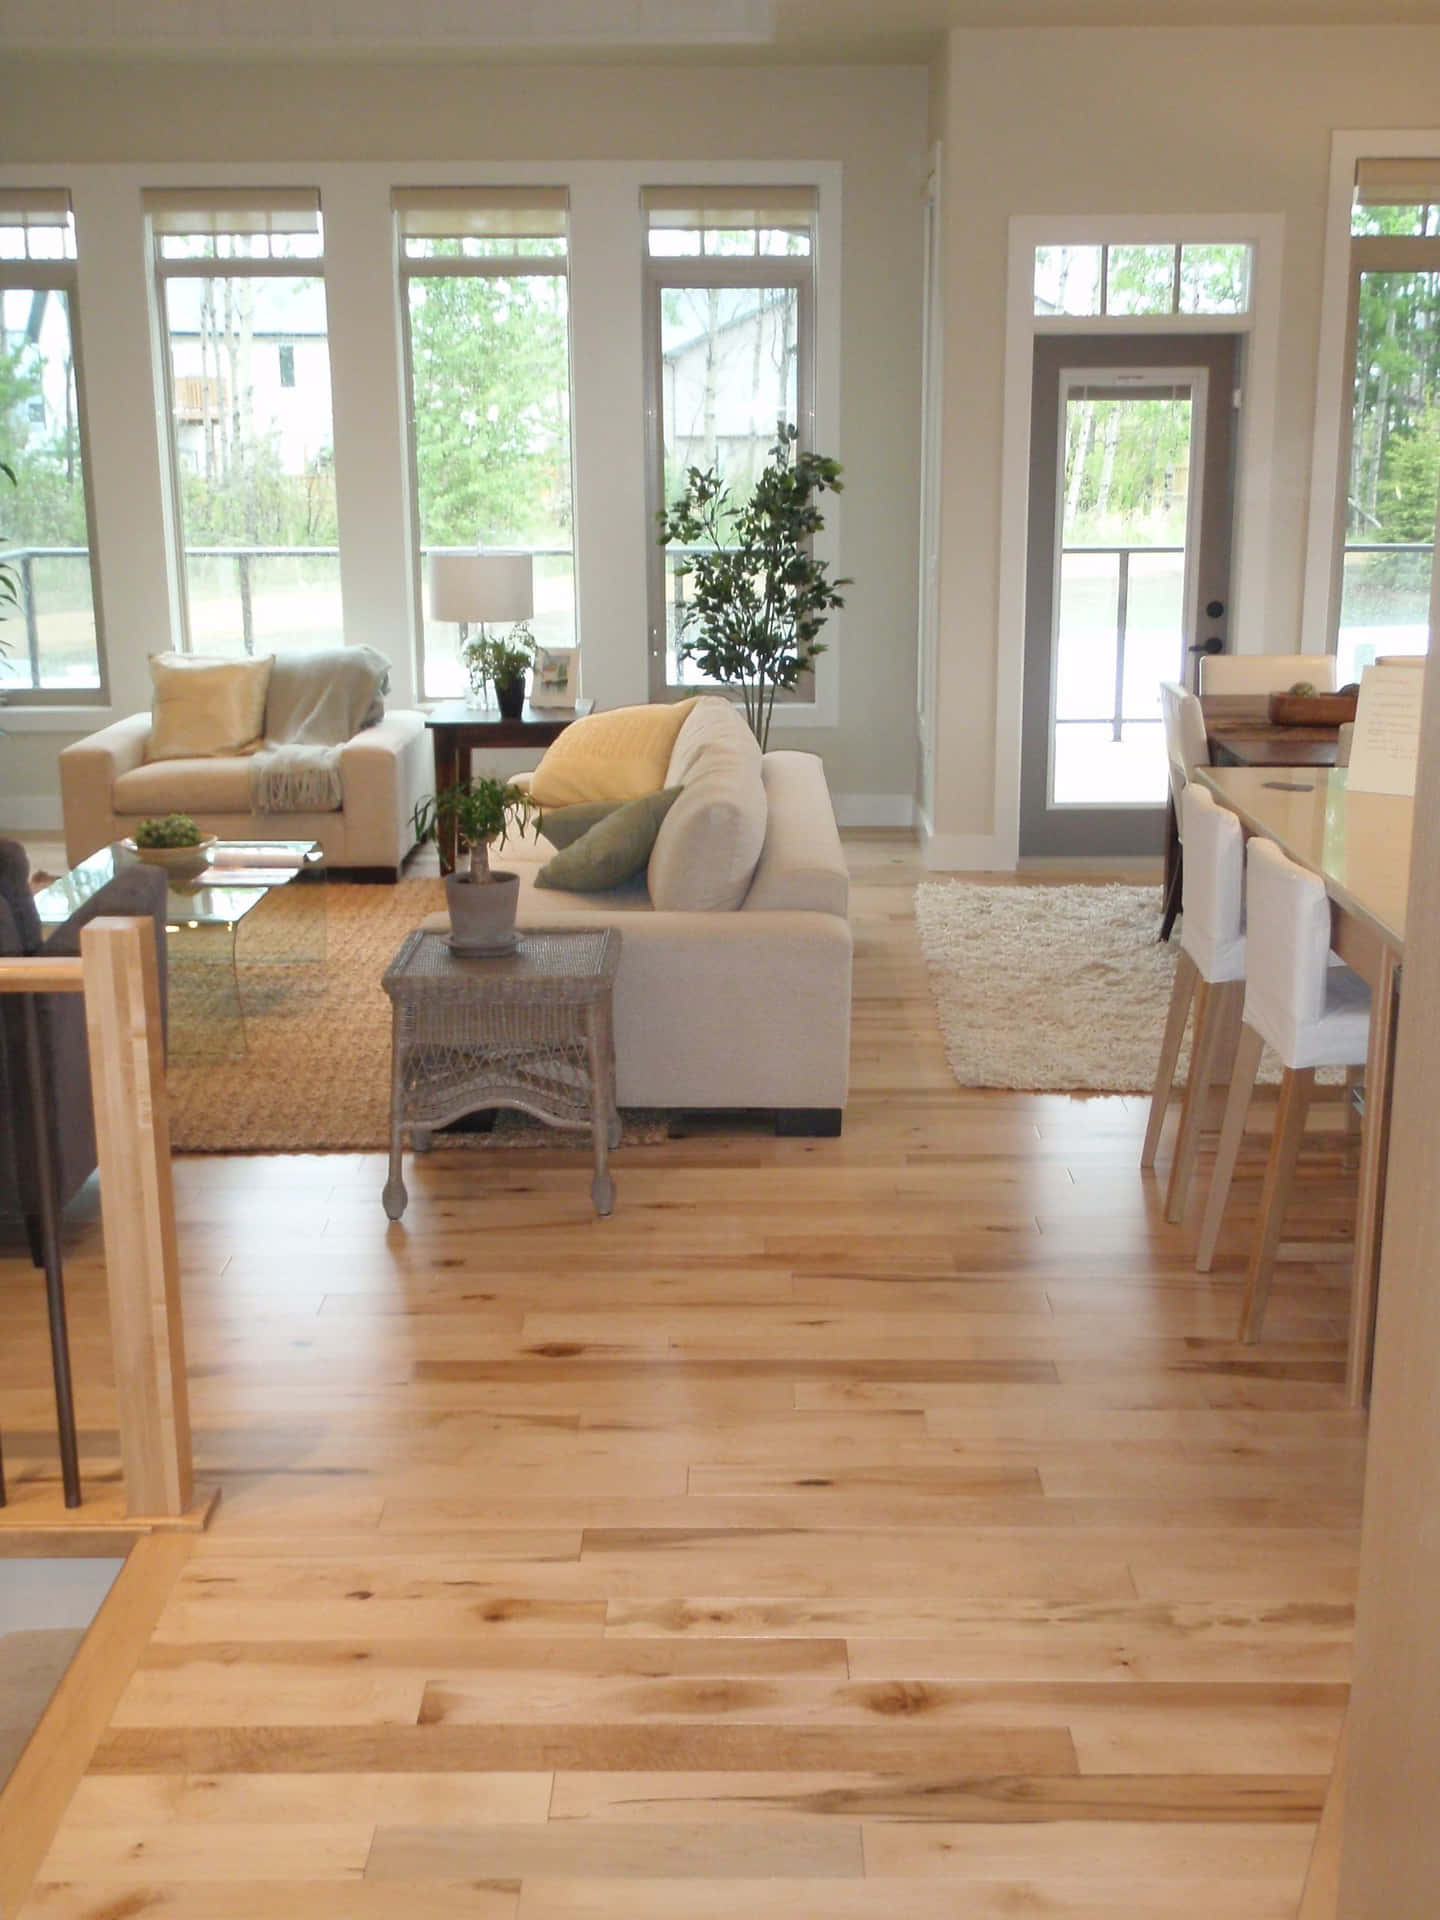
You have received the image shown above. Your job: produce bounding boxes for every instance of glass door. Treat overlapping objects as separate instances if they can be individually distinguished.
[1020,334,1237,857]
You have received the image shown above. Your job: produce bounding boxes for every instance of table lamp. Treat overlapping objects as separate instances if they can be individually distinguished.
[429,552,535,703]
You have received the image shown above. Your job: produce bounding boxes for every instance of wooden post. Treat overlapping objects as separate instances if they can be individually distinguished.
[79,915,193,1519]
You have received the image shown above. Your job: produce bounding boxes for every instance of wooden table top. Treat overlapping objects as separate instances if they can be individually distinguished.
[1200,693,1341,769]
[1197,766,1411,954]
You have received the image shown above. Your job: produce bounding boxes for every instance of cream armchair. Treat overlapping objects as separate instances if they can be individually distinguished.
[60,707,431,879]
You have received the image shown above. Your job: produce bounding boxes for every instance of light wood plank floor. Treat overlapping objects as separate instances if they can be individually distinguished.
[1,833,1363,1917]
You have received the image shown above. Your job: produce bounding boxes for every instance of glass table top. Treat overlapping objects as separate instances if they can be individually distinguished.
[34,840,324,932]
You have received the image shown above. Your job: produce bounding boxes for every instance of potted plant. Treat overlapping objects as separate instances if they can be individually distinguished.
[656,423,849,749]
[413,774,541,952]
[461,623,535,720]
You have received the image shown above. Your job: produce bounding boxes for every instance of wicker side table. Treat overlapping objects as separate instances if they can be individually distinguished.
[381,927,622,1220]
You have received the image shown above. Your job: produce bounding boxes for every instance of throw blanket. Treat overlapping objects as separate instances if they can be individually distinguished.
[250,646,390,814]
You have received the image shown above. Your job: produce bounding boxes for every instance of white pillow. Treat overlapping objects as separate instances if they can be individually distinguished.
[145,651,274,761]
[648,701,767,911]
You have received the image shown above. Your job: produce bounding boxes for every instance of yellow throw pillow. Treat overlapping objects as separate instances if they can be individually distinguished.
[145,652,274,762]
[527,699,699,807]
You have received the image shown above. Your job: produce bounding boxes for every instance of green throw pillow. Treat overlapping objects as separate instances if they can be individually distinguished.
[538,798,625,850]
[536,787,681,893]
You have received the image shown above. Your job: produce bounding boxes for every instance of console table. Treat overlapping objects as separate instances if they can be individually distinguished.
[425,700,592,874]
[381,926,622,1220]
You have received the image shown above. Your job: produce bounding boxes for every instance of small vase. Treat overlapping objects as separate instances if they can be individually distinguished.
[494,673,526,720]
[444,869,520,954]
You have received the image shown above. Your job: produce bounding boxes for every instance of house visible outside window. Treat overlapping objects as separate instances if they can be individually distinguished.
[643,186,816,696]
[1335,160,1440,681]
[0,188,105,700]
[396,189,576,700]
[149,189,341,655]
[1033,242,1253,318]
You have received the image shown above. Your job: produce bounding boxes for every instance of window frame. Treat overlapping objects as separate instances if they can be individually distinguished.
[148,191,335,659]
[643,222,817,702]
[1329,227,1440,666]
[395,192,577,702]
[0,215,109,707]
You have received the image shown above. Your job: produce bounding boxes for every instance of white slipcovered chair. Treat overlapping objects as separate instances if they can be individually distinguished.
[1142,784,1247,1225]
[1194,839,1371,1344]
[1157,680,1210,942]
[1199,654,1338,694]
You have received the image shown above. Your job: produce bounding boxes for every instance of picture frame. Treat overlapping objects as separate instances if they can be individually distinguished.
[529,645,581,709]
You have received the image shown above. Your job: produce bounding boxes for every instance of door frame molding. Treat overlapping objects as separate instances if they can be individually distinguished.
[967,210,1285,873]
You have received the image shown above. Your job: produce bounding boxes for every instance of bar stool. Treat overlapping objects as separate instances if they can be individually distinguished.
[1194,839,1371,1343]
[1142,785,1246,1222]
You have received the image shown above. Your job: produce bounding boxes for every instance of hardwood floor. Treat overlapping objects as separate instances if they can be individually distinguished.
[1,833,1363,1917]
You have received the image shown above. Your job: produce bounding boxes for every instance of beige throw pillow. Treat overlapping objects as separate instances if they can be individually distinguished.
[648,699,767,911]
[145,652,274,762]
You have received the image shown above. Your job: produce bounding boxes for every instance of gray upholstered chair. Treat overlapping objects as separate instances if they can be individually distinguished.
[0,839,169,1260]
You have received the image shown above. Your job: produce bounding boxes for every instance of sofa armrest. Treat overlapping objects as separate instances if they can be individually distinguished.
[59,713,152,866]
[742,751,849,917]
[340,709,431,872]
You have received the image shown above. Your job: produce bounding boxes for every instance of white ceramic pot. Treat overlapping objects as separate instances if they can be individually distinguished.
[444,869,520,954]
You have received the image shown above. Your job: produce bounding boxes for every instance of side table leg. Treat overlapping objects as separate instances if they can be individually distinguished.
[587,999,616,1218]
[433,726,461,877]
[383,1004,408,1221]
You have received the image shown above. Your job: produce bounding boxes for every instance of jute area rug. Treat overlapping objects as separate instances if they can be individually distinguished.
[165,879,665,1154]
[914,880,1295,1095]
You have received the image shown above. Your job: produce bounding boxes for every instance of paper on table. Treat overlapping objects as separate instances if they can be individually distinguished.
[1346,663,1424,796]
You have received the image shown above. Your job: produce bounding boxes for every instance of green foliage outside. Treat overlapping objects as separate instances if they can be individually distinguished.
[1062,395,1192,549]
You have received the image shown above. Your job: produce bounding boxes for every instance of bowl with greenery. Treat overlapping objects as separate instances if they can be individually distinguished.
[124,813,218,870]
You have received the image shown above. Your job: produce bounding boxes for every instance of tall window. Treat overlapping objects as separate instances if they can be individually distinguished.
[398,189,576,700]
[149,190,341,656]
[644,187,815,696]
[0,189,104,700]
[1338,161,1440,681]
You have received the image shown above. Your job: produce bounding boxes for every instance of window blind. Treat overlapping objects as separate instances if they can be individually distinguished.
[642,186,816,237]
[393,188,568,242]
[143,188,322,237]
[0,188,72,228]
[1354,159,1440,207]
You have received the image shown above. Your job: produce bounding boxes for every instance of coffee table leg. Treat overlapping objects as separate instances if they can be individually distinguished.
[383,1006,408,1220]
[587,999,616,1218]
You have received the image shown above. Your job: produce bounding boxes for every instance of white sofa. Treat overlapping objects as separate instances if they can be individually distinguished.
[427,707,853,1129]
[60,708,432,879]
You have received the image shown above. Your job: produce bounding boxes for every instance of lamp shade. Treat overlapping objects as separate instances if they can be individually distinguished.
[429,551,534,625]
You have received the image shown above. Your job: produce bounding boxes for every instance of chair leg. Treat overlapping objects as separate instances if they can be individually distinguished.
[1195,1022,1265,1274]
[1165,977,1246,1225]
[1142,949,1199,1170]
[1158,846,1183,944]
[1239,1066,1315,1344]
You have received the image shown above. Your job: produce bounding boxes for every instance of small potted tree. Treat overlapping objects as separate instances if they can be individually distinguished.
[656,423,849,749]
[413,775,541,953]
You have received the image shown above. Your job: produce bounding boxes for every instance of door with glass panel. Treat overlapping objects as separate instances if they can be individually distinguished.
[1020,334,1237,857]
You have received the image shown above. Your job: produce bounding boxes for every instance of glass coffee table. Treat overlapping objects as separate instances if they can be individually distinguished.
[35,840,325,1061]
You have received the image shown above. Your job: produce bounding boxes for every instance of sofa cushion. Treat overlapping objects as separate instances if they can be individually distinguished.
[114,756,258,815]
[145,652,273,761]
[528,699,698,807]
[537,787,681,894]
[648,703,766,912]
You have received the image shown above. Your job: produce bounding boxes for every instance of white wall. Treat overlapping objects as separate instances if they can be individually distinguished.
[931,25,1440,865]
[0,56,929,831]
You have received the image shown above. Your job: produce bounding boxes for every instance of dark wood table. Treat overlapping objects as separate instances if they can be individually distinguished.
[425,700,592,874]
[1200,693,1342,769]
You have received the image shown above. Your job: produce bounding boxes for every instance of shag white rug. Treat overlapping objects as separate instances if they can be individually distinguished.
[914,882,1186,1093]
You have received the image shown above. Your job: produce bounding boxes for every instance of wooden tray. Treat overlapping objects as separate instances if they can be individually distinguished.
[1266,692,1357,727]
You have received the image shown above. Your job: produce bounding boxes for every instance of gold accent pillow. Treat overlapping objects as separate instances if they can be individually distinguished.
[145,652,275,762]
[527,699,698,807]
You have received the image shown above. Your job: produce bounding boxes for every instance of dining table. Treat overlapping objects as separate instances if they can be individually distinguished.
[1195,764,1410,1406]
[1200,692,1343,769]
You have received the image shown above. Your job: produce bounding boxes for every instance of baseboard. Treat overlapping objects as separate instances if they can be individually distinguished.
[921,829,1018,872]
[0,795,64,832]
[832,792,916,828]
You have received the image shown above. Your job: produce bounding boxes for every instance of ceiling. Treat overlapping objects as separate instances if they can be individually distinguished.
[5,0,1440,62]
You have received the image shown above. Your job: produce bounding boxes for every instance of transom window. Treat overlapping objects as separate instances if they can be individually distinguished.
[1034,242,1253,319]
[397,189,577,700]
[149,189,342,656]
[0,188,105,701]
[644,186,816,696]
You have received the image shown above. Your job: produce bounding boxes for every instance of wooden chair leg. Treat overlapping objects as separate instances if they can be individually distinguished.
[1158,846,1183,944]
[1165,976,1245,1224]
[1142,949,1199,1170]
[1239,1066,1315,1344]
[1195,1022,1265,1274]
